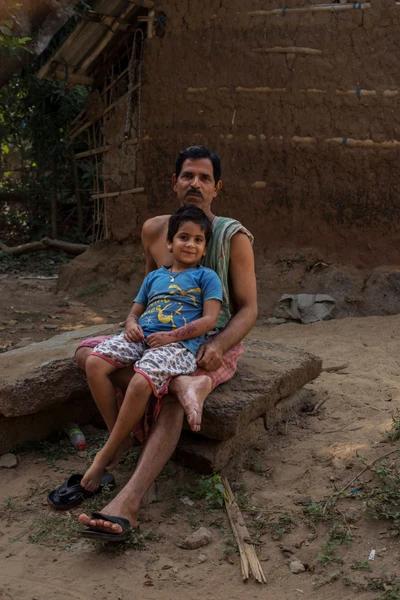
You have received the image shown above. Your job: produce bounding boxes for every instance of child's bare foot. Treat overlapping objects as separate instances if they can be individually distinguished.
[106,436,134,471]
[81,453,109,492]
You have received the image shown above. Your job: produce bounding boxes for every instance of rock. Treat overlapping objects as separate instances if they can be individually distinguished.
[176,388,318,472]
[0,453,17,468]
[289,560,306,574]
[197,340,322,440]
[344,508,361,523]
[180,496,195,507]
[281,545,296,557]
[198,554,207,563]
[0,324,118,417]
[180,527,212,550]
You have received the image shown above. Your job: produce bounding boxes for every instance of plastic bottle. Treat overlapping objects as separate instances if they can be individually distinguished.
[63,423,86,451]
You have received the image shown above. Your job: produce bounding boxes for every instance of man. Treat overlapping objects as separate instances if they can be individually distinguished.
[76,146,257,540]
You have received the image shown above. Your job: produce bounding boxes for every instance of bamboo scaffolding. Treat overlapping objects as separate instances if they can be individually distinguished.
[77,2,138,74]
[248,3,371,16]
[252,46,322,55]
[91,187,145,200]
[74,145,111,159]
[70,87,140,140]
[53,66,94,86]
[222,477,267,583]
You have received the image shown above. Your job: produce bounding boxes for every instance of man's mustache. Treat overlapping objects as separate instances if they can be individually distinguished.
[185,188,203,199]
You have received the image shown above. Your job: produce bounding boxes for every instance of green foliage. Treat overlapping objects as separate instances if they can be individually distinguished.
[0,250,70,275]
[365,459,400,530]
[268,512,296,539]
[387,416,400,442]
[317,540,344,566]
[190,474,226,508]
[0,59,90,241]
[0,3,31,53]
[350,559,372,571]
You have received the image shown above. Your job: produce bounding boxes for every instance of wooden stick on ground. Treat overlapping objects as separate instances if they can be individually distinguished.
[222,476,267,583]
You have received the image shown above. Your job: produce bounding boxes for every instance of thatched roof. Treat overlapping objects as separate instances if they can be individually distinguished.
[37,0,154,88]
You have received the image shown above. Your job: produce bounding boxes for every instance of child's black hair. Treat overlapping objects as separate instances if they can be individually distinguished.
[167,206,213,245]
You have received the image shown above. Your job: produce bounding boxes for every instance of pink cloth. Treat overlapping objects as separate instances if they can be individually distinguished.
[76,335,244,442]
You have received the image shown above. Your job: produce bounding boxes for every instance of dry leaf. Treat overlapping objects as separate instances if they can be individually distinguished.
[3,320,17,325]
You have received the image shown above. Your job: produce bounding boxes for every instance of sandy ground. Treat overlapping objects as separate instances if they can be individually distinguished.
[1,268,400,600]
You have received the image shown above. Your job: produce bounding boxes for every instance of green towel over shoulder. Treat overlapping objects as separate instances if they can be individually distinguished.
[202,216,254,329]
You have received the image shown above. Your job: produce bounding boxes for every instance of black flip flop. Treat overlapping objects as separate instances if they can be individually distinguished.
[80,511,140,543]
[47,473,115,510]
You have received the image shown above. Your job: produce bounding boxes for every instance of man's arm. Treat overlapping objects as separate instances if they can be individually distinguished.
[141,215,170,275]
[196,232,258,371]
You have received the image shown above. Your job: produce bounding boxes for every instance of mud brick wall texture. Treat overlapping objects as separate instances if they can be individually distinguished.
[102,0,400,266]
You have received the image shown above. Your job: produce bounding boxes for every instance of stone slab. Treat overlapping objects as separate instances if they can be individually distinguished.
[0,324,118,418]
[199,339,321,440]
[176,388,314,473]
[0,397,100,455]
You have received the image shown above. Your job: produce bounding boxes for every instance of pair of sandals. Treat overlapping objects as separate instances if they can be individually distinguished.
[47,473,139,542]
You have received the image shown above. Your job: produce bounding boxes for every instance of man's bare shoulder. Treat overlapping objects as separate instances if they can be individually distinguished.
[142,214,171,240]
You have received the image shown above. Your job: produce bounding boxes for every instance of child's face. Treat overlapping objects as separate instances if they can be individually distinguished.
[168,221,207,266]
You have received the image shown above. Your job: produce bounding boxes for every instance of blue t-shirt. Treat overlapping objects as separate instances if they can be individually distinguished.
[134,265,222,355]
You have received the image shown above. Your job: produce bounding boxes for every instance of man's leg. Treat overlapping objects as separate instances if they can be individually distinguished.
[169,341,245,432]
[78,394,184,533]
[168,375,211,433]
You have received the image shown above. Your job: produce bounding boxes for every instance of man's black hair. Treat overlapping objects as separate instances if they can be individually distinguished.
[175,145,221,184]
[167,206,213,245]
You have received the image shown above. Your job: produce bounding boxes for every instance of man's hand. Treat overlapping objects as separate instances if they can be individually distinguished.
[196,338,224,371]
[146,332,174,348]
[124,321,144,342]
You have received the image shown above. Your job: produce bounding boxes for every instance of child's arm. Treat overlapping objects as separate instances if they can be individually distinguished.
[124,302,146,342]
[146,299,221,348]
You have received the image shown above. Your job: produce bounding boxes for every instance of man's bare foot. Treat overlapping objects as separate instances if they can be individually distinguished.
[79,498,139,534]
[105,436,134,471]
[169,374,212,432]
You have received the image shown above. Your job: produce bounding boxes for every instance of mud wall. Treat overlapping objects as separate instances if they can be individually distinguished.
[103,0,400,266]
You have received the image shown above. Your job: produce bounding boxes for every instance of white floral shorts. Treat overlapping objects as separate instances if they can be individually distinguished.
[90,332,197,397]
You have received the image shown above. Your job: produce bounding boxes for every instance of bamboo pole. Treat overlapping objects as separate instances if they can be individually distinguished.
[252,181,267,189]
[91,187,145,200]
[53,66,94,86]
[383,90,399,98]
[292,136,317,143]
[252,46,322,55]
[336,89,376,96]
[235,86,288,93]
[186,87,208,93]
[300,88,326,94]
[74,145,111,159]
[77,2,138,74]
[248,3,371,15]
[222,477,267,583]
[70,88,140,140]
[128,0,154,7]
[326,137,400,148]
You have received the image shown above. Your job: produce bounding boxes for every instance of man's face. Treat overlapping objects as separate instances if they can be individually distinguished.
[172,158,222,214]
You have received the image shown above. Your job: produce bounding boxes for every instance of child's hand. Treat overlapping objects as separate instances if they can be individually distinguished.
[146,332,174,348]
[124,322,144,342]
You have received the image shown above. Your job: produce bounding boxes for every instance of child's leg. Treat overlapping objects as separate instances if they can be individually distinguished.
[81,373,152,491]
[86,333,146,431]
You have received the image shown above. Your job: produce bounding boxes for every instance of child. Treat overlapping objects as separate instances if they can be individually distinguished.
[81,206,222,491]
